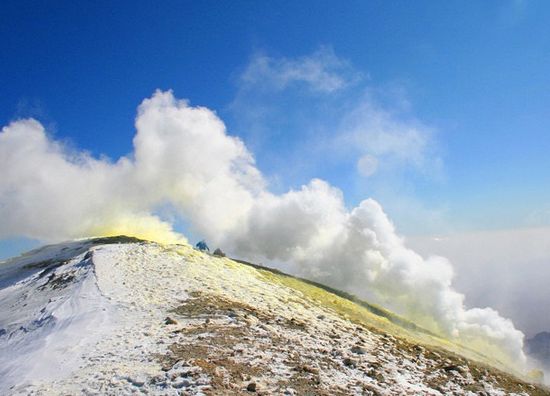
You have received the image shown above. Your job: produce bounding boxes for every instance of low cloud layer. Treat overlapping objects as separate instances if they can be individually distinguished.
[0,90,525,365]
[409,228,550,338]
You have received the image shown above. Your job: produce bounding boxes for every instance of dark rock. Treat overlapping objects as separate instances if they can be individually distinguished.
[443,365,465,374]
[213,248,225,257]
[343,357,357,367]
[351,345,366,355]
[246,382,257,392]
[164,316,178,325]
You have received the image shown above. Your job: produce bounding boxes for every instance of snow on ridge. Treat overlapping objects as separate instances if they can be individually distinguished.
[0,241,116,394]
[0,239,545,395]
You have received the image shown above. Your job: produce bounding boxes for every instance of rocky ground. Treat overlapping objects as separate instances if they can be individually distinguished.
[1,237,548,395]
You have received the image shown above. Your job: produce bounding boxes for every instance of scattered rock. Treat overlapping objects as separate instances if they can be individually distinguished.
[298,364,319,374]
[362,383,383,396]
[443,365,466,374]
[343,357,357,368]
[150,374,165,384]
[173,379,190,388]
[247,382,257,392]
[351,345,366,355]
[126,376,145,387]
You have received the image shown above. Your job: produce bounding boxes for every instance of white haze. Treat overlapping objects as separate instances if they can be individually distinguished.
[0,90,525,365]
[409,228,550,338]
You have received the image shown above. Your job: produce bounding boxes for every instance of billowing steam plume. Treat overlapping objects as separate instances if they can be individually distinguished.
[0,90,525,365]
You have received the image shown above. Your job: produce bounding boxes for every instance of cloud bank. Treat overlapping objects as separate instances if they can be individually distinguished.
[409,228,550,338]
[0,90,525,365]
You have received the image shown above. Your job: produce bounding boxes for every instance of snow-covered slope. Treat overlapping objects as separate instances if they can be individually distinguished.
[0,237,548,395]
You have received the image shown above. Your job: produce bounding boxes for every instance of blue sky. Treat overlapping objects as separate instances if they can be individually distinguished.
[2,0,550,254]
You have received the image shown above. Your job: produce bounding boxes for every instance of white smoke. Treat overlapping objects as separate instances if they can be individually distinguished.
[0,90,525,365]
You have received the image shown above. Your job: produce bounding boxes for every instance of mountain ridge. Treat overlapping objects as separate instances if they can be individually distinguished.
[0,236,548,395]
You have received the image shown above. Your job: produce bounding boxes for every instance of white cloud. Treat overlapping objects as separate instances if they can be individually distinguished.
[338,93,441,178]
[240,46,361,93]
[232,48,442,197]
[0,90,525,366]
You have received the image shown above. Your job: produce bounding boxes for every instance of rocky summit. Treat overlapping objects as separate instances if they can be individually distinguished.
[0,236,548,395]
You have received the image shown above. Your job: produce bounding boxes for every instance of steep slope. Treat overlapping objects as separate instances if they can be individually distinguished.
[0,237,548,395]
